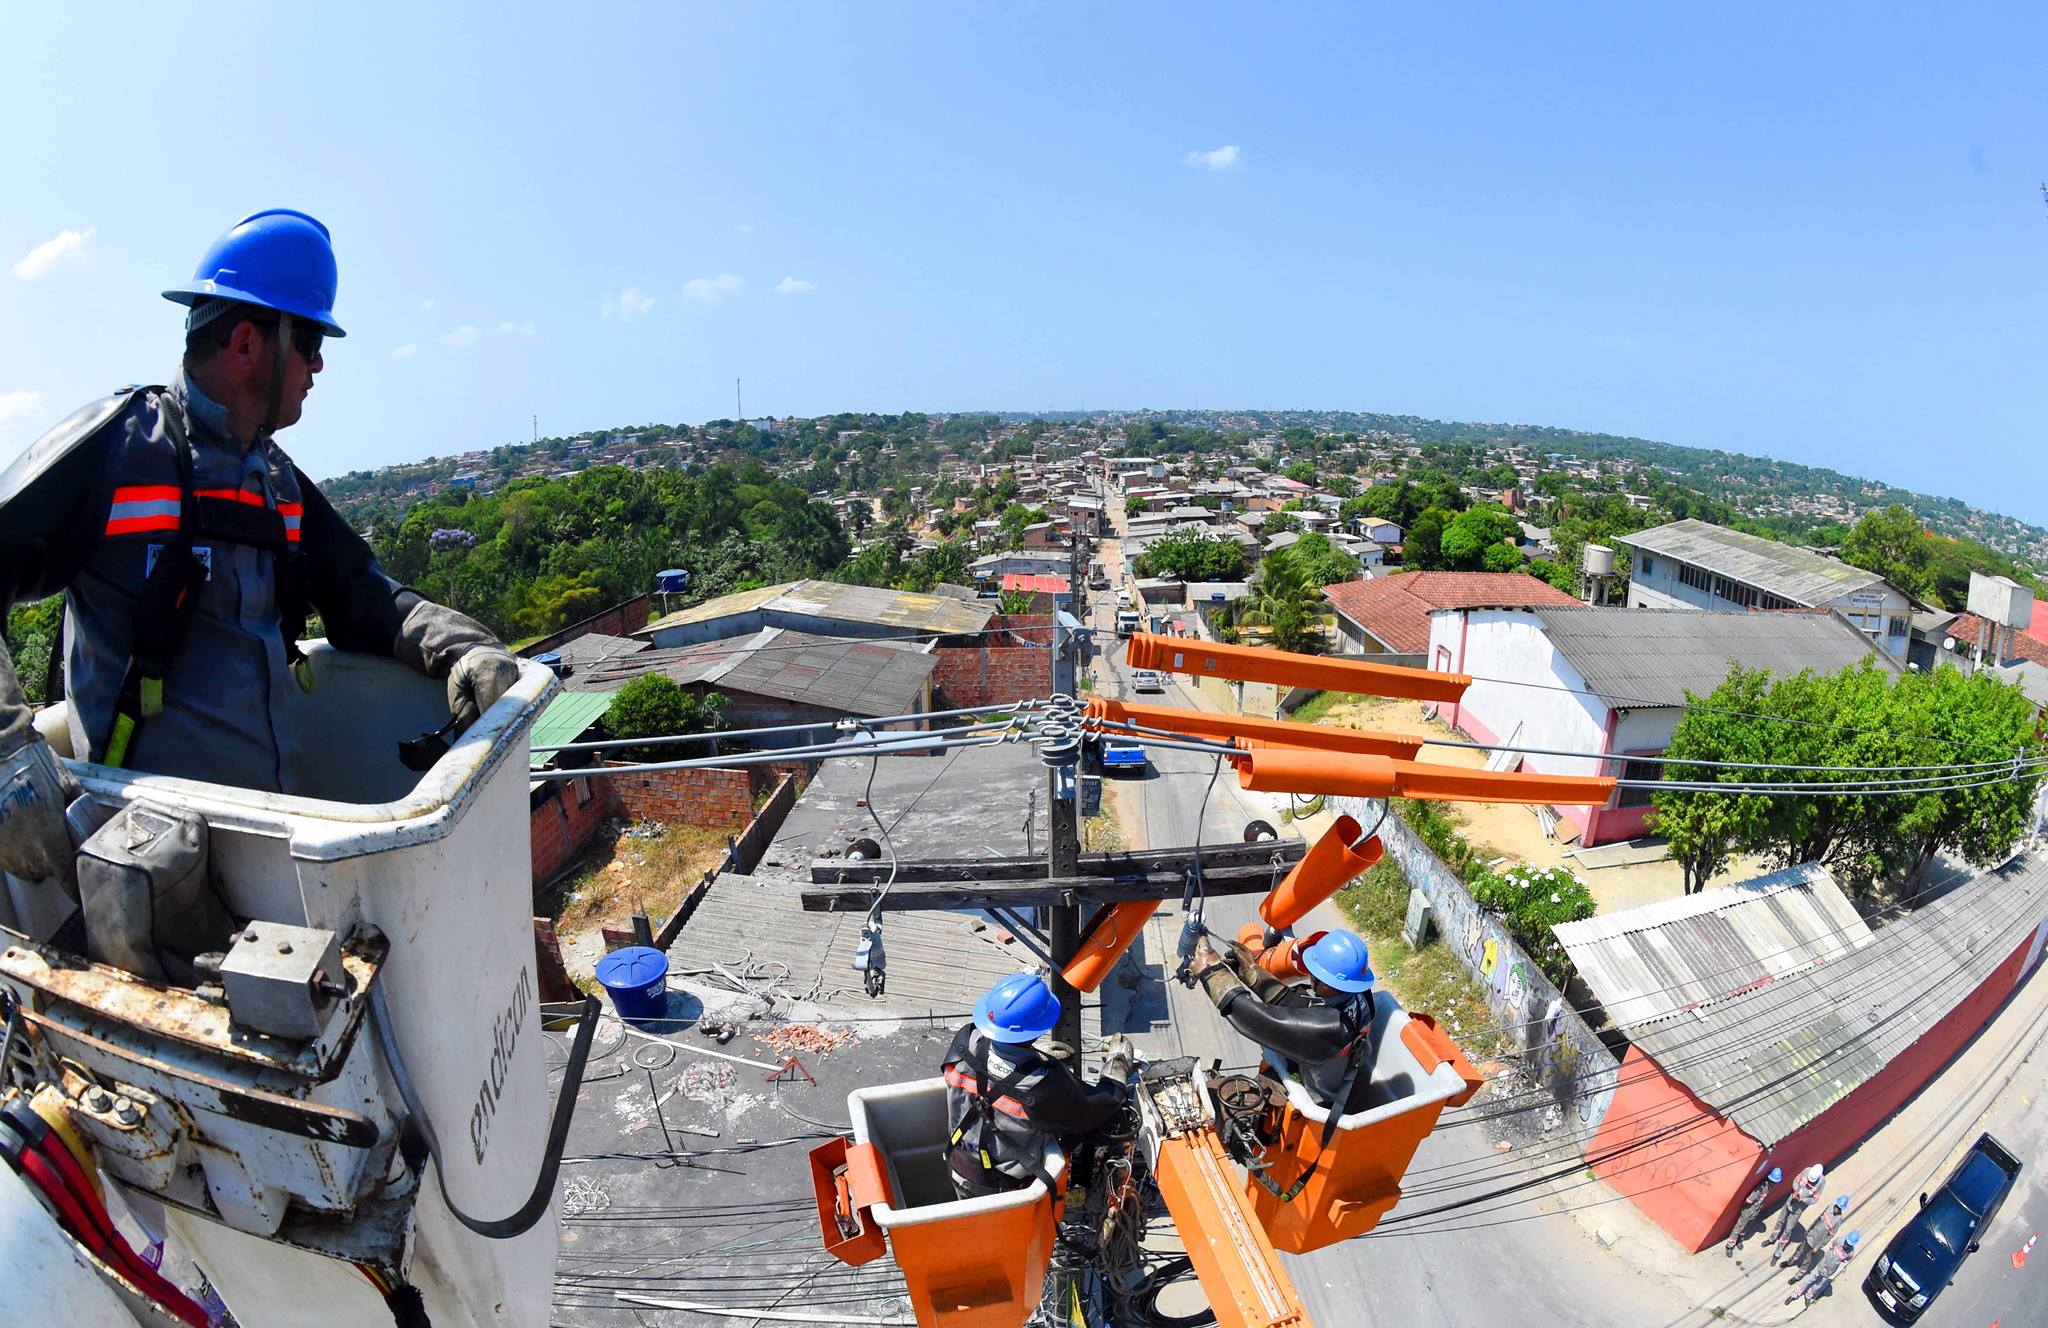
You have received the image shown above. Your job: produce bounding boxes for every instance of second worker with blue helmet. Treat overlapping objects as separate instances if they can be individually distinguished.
[1188,927,1380,1112]
[942,972,1130,1200]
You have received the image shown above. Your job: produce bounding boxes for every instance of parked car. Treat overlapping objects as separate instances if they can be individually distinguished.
[1133,669,1167,694]
[1099,738,1148,775]
[1866,1132,2022,1320]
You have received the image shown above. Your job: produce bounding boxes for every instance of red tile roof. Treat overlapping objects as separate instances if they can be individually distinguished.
[1946,612,2048,667]
[1000,573,1068,594]
[1322,571,1580,654]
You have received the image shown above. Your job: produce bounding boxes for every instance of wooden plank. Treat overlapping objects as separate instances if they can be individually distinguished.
[800,862,1291,913]
[807,838,1303,884]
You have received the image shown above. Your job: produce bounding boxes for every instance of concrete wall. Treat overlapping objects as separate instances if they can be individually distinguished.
[529,775,618,885]
[1334,794,1621,1151]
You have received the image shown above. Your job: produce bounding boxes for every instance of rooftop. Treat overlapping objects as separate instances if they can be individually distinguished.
[1323,571,1580,654]
[1525,606,1890,708]
[1553,863,1873,1030]
[1616,519,1889,606]
[1629,850,2048,1146]
[527,689,618,770]
[640,578,995,639]
[566,626,938,717]
[1000,572,1069,595]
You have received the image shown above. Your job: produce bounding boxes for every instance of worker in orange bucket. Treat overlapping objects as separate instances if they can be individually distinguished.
[1188,928,1379,1112]
[942,973,1128,1199]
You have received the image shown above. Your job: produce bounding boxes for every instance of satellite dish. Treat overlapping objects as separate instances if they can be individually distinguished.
[1243,819,1278,844]
[1942,637,1956,651]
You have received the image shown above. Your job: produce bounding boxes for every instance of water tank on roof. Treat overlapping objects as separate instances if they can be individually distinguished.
[1583,543,1615,577]
[656,568,689,594]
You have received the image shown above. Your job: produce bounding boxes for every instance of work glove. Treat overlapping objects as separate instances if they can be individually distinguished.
[1195,952,1250,1010]
[447,646,522,730]
[0,734,81,897]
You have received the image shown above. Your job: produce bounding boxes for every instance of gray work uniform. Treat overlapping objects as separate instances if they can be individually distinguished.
[0,374,422,792]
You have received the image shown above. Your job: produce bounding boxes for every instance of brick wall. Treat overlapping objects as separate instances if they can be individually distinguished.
[991,613,1054,645]
[932,643,1052,708]
[529,774,620,885]
[607,762,758,828]
[519,592,653,657]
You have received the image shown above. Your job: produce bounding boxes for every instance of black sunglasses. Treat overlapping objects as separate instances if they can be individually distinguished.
[226,317,324,361]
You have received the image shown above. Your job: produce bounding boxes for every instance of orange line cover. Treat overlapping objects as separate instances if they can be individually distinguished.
[1127,632,1470,703]
[1234,746,1616,806]
[1089,697,1423,759]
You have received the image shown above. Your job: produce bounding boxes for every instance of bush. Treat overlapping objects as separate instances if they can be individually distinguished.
[1393,798,1483,880]
[604,676,727,762]
[1466,863,1594,984]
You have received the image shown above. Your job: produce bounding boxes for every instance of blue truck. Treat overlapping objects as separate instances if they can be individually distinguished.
[1099,737,1148,776]
[1865,1131,2022,1320]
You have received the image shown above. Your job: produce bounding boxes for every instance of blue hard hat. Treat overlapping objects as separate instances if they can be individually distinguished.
[1767,1166,1784,1184]
[1302,929,1375,993]
[1843,1230,1861,1248]
[1833,1194,1850,1212]
[163,208,346,337]
[973,973,1061,1044]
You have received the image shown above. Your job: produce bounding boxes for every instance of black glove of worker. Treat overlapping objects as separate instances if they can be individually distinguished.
[447,646,523,729]
[0,734,81,895]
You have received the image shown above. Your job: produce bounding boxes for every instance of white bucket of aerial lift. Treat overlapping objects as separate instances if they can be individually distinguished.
[3,641,558,1328]
[846,1078,1067,1228]
[1269,993,1470,1129]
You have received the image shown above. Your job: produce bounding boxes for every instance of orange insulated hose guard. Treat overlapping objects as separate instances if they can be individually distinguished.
[1086,698,1424,760]
[1234,747,1616,806]
[1062,899,1161,993]
[1125,632,1470,704]
[1259,815,1384,930]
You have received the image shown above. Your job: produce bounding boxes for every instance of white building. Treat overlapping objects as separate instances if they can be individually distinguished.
[1616,519,1915,659]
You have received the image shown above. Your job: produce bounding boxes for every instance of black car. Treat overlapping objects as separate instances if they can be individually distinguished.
[1865,1132,2021,1320]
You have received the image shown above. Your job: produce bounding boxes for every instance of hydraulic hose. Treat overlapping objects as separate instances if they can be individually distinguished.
[370,981,601,1239]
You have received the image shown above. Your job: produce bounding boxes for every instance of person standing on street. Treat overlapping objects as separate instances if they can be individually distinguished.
[1767,1162,1827,1250]
[1787,1231,1859,1310]
[1724,1165,1782,1256]
[1776,1193,1850,1271]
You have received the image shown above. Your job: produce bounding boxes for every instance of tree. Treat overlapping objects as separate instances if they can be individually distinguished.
[1237,554,1326,653]
[1439,504,1521,571]
[1405,508,1448,569]
[1283,460,1317,485]
[3,596,62,706]
[1124,495,1145,517]
[1842,505,1935,602]
[1134,533,1248,582]
[604,675,727,763]
[1651,666,1776,893]
[1262,511,1303,536]
[1278,532,1360,588]
[996,588,1038,614]
[997,504,1048,547]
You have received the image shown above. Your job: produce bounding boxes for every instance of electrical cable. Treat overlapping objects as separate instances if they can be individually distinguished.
[534,700,1027,754]
[371,984,602,1239]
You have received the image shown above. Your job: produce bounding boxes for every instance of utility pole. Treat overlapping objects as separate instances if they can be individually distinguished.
[736,377,743,422]
[1045,520,1089,1051]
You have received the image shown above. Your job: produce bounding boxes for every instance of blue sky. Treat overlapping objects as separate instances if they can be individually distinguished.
[4,4,2045,522]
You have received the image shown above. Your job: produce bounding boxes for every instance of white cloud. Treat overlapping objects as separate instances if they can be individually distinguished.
[1184,145,1240,171]
[420,298,437,312]
[0,390,42,423]
[11,225,96,280]
[683,273,745,304]
[441,325,480,349]
[494,320,536,336]
[600,286,656,321]
[775,276,817,295]
[390,343,418,359]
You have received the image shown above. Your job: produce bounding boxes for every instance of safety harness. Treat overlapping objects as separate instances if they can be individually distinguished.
[98,388,311,767]
[944,1034,1058,1195]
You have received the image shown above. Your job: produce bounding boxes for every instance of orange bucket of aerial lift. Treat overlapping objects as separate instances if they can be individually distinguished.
[812,1078,1068,1328]
[1125,631,1472,704]
[1258,814,1384,931]
[1247,998,1483,1254]
[1063,898,1161,993]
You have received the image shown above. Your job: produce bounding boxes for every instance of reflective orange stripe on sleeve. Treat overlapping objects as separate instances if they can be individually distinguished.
[942,1066,1030,1119]
[105,485,182,536]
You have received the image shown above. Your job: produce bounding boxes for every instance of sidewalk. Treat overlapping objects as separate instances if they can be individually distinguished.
[1555,948,2048,1325]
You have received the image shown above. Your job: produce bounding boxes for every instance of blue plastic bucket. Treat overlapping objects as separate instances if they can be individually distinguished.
[595,946,669,1023]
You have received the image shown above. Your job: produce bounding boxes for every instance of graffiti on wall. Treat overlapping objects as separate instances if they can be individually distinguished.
[1333,795,1619,1132]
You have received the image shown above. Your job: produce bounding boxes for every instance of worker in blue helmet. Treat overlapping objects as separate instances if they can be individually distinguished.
[1725,1162,1783,1256]
[1788,1229,1859,1310]
[942,972,1128,1200]
[0,212,521,943]
[1189,928,1379,1112]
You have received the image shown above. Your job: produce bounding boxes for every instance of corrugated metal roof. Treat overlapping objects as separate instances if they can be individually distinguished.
[641,579,996,638]
[563,627,935,717]
[1615,519,1887,605]
[1553,863,1873,1030]
[1527,606,1890,707]
[1628,851,2048,1146]
[528,689,617,768]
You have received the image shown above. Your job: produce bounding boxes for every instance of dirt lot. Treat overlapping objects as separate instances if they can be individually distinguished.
[540,820,735,980]
[1305,694,1770,913]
